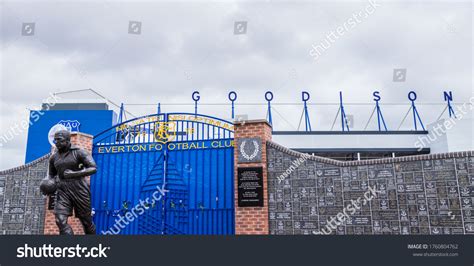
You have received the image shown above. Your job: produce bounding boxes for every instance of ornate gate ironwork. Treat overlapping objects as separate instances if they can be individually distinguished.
[91,113,234,235]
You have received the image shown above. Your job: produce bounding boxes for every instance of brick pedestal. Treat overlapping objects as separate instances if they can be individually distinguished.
[234,120,272,235]
[43,132,94,235]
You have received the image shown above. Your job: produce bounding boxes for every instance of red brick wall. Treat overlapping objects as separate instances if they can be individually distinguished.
[43,132,93,235]
[234,120,272,235]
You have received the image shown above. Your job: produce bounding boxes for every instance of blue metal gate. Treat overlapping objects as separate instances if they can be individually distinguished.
[91,113,234,235]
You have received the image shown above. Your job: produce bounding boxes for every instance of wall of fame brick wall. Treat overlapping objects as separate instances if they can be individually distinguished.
[267,141,474,235]
[0,154,49,234]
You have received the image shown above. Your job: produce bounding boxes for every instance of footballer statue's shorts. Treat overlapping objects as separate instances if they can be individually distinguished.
[54,177,92,218]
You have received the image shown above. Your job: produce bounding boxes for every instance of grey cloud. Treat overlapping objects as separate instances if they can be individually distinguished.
[0,0,472,170]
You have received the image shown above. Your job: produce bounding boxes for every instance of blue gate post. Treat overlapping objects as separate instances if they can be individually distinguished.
[162,113,169,234]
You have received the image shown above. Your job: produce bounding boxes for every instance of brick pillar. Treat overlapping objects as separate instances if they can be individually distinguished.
[234,120,272,234]
[43,132,94,235]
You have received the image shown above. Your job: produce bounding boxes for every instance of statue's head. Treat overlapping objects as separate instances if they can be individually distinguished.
[54,130,71,152]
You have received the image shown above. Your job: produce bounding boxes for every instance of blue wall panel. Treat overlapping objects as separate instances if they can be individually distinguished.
[25,110,116,163]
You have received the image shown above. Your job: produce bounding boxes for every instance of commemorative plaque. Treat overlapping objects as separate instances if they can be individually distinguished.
[238,167,264,207]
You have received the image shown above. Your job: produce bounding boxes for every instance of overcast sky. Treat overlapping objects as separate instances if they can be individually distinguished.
[0,0,472,170]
